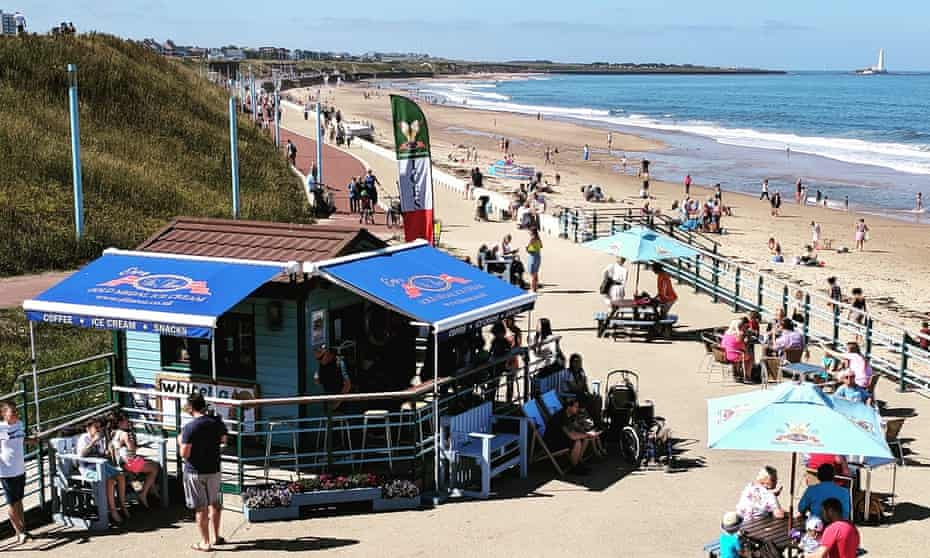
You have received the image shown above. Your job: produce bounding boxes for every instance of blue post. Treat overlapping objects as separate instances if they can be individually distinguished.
[249,69,257,123]
[273,88,281,147]
[229,95,240,218]
[315,101,324,187]
[67,64,84,240]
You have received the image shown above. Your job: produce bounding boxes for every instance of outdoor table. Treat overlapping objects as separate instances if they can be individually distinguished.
[781,362,830,382]
[848,456,897,520]
[740,515,797,556]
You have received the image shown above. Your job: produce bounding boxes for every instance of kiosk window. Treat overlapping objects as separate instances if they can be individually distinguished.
[160,314,256,380]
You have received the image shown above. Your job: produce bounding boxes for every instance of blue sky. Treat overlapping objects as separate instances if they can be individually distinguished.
[13,0,930,70]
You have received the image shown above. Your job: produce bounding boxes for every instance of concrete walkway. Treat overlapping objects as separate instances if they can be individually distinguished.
[0,271,72,309]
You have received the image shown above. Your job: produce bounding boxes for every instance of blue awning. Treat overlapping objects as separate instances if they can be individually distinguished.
[23,250,291,338]
[314,242,535,338]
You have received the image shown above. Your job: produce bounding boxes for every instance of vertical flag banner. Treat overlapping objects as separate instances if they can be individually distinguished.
[390,95,435,244]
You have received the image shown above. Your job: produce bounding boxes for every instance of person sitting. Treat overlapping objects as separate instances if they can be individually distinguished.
[497,233,516,258]
[806,498,860,558]
[798,516,825,556]
[109,412,161,508]
[735,466,785,519]
[542,398,603,475]
[77,418,129,525]
[601,256,628,318]
[772,319,804,355]
[718,512,748,558]
[798,464,851,521]
[530,317,564,367]
[771,245,784,263]
[833,370,872,405]
[561,354,604,428]
[806,453,850,488]
[721,319,753,381]
[652,263,677,317]
[825,342,872,389]
[799,245,819,266]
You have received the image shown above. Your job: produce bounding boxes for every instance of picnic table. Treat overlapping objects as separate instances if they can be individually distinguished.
[740,515,798,557]
[781,362,838,390]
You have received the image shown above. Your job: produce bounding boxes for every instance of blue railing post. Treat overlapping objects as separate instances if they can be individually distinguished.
[676,257,684,285]
[711,253,720,303]
[782,286,790,317]
[832,302,840,344]
[757,276,764,311]
[694,254,701,294]
[236,409,244,492]
[803,293,811,341]
[864,318,873,357]
[592,210,598,239]
[899,333,909,393]
[733,267,741,311]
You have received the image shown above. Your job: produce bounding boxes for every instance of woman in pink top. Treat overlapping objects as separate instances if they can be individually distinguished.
[721,319,752,379]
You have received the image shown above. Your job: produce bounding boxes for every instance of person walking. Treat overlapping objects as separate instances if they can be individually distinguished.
[0,403,30,544]
[179,393,228,553]
[582,144,590,161]
[347,177,359,213]
[684,174,692,196]
[526,228,543,292]
[854,219,869,251]
[13,11,26,35]
[285,139,297,167]
[760,179,770,201]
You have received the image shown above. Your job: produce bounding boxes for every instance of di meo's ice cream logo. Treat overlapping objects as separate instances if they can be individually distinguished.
[97,267,211,295]
[382,274,471,299]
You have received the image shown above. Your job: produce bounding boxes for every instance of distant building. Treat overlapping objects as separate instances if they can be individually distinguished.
[142,38,164,54]
[222,47,245,61]
[258,46,290,60]
[1,11,16,35]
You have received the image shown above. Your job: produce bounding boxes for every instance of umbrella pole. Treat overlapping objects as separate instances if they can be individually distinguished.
[788,452,797,532]
[635,263,641,293]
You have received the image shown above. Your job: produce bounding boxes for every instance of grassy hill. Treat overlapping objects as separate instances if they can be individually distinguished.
[0,33,312,276]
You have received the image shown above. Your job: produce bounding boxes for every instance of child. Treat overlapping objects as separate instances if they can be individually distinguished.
[799,515,824,554]
[719,511,745,558]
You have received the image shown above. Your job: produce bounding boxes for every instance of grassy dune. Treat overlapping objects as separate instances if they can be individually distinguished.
[0,33,312,276]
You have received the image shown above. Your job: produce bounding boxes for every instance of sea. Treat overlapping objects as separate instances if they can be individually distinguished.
[398,72,930,221]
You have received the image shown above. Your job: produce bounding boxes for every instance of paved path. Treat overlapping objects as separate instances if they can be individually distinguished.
[0,271,72,309]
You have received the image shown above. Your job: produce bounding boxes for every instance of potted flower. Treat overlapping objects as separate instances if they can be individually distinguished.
[242,483,299,522]
[373,479,421,512]
[289,473,381,507]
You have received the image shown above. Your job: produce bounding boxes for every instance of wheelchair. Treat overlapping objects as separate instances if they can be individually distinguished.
[602,370,674,469]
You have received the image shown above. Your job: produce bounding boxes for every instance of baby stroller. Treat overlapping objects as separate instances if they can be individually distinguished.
[602,370,674,469]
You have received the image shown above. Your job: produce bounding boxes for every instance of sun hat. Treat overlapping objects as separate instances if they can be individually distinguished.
[721,511,743,533]
[805,515,824,532]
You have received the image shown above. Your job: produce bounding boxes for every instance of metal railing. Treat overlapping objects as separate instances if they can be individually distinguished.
[558,206,721,254]
[595,215,930,393]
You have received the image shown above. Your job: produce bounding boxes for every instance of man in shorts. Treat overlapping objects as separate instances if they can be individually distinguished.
[0,402,29,544]
[179,393,228,552]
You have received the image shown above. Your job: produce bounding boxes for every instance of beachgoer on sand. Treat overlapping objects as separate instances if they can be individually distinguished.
[760,179,769,200]
[854,219,869,251]
[684,174,692,195]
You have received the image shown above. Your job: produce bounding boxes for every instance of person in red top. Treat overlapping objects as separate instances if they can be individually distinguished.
[652,263,677,317]
[807,498,859,558]
[919,321,929,351]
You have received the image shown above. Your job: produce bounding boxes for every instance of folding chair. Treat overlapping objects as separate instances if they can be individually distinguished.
[521,399,569,476]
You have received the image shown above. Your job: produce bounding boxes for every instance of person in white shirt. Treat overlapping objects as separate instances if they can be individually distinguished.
[601,257,629,316]
[13,11,26,35]
[497,234,515,258]
[0,402,29,544]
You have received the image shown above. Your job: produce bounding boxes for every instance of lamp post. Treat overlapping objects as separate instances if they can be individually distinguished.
[315,101,324,187]
[229,90,240,218]
[67,64,84,240]
[273,78,281,148]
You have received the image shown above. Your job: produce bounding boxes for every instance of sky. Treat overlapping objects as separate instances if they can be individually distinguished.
[12,0,930,70]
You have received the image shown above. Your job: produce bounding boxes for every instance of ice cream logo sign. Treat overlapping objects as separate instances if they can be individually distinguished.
[397,120,428,154]
[381,274,471,299]
[773,422,822,447]
[97,267,211,296]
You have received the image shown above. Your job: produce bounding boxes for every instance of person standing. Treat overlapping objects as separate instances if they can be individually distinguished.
[796,178,803,203]
[806,498,860,558]
[760,179,770,201]
[582,144,590,161]
[285,140,297,167]
[854,218,869,251]
[179,393,228,553]
[606,132,613,152]
[601,256,628,316]
[917,192,924,211]
[0,403,29,544]
[364,169,380,216]
[684,174,692,196]
[347,177,359,213]
[827,276,842,310]
[13,11,26,35]
[526,228,543,292]
[811,221,822,250]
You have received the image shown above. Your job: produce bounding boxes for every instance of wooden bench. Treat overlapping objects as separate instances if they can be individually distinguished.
[595,311,678,339]
[448,401,527,499]
[50,436,115,531]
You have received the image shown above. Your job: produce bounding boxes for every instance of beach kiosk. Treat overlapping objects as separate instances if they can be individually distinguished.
[22,218,536,509]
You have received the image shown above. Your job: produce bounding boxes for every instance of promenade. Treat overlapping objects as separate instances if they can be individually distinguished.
[20,121,930,557]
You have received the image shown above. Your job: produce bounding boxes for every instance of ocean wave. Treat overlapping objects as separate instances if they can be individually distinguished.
[420,82,930,175]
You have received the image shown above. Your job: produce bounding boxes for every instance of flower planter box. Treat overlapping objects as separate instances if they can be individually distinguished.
[292,487,381,507]
[372,496,420,512]
[243,505,300,522]
[243,487,382,523]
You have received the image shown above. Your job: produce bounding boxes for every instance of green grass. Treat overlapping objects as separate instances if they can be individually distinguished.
[0,33,313,276]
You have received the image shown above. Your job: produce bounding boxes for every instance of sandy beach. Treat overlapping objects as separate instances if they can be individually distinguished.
[287,81,930,333]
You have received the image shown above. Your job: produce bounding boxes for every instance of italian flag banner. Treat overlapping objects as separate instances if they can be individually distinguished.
[390,95,434,244]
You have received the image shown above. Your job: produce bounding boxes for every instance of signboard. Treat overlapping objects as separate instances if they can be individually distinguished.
[156,373,258,433]
[25,311,212,338]
[310,309,327,348]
